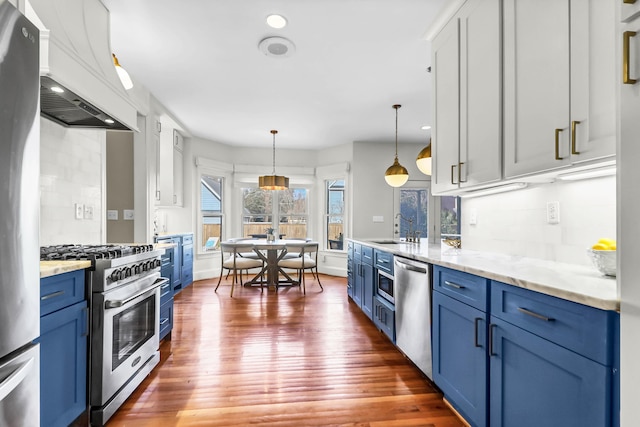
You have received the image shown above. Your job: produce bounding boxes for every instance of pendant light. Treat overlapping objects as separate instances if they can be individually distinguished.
[112,53,133,90]
[384,104,409,187]
[416,138,432,176]
[259,130,289,190]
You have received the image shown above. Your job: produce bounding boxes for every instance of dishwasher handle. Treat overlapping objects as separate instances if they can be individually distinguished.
[394,258,427,274]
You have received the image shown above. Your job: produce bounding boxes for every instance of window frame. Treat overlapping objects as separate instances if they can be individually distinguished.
[196,159,232,256]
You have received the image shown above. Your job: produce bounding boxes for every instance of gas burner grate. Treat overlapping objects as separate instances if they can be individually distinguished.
[39,244,156,261]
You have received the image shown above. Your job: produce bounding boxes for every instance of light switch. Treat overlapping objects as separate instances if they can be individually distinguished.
[75,203,84,220]
[469,208,478,225]
[373,216,384,223]
[123,209,135,220]
[84,205,94,220]
[107,210,118,220]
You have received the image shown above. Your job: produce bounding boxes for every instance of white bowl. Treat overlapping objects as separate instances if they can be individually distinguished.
[586,249,617,277]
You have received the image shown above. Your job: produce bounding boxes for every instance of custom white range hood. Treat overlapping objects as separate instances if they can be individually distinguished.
[27,0,138,131]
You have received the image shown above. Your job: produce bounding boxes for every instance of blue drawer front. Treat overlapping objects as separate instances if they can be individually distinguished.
[374,250,393,275]
[490,281,617,366]
[433,266,489,311]
[40,270,85,316]
[159,299,173,340]
[181,234,193,245]
[361,245,373,265]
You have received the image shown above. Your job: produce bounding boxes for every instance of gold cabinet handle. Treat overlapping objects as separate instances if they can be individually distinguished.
[624,31,637,85]
[450,164,458,185]
[624,0,637,4]
[555,129,564,160]
[459,162,467,183]
[571,121,581,155]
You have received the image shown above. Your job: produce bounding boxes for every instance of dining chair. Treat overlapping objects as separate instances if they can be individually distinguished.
[277,242,322,294]
[215,242,264,297]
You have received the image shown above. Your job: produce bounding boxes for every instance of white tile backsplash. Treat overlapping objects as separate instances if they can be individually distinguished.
[461,175,616,266]
[40,119,105,246]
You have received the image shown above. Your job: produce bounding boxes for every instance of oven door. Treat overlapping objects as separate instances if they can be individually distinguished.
[377,269,395,304]
[91,273,165,406]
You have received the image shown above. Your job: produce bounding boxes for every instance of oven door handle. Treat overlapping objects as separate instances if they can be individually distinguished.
[104,278,167,309]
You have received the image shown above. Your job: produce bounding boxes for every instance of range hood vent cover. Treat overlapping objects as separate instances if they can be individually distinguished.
[40,76,129,130]
[27,0,138,131]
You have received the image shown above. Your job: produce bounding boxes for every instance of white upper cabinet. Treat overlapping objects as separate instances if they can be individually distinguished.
[504,0,615,178]
[432,0,501,194]
[154,118,184,207]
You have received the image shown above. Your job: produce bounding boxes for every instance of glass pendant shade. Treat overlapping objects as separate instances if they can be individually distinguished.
[385,158,409,187]
[385,104,409,187]
[259,130,289,190]
[416,143,432,176]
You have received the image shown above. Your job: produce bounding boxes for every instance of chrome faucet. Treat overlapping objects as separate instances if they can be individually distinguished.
[395,213,419,243]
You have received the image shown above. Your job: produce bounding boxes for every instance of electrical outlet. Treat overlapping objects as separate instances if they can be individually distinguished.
[546,201,560,224]
[74,203,84,220]
[84,205,94,220]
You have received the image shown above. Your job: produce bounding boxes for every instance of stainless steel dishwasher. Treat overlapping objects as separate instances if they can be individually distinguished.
[394,256,432,379]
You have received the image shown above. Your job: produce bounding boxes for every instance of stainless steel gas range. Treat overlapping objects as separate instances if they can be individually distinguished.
[41,244,167,426]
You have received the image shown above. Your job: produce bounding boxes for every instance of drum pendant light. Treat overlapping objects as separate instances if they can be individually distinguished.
[259,130,289,190]
[384,104,409,187]
[416,138,432,175]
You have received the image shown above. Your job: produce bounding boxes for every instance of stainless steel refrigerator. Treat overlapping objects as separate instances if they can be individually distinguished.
[0,1,41,425]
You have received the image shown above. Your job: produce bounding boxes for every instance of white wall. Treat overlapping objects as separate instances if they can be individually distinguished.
[40,118,105,245]
[461,175,616,266]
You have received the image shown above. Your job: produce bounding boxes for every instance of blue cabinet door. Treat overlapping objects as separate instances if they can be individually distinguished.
[432,291,488,427]
[489,316,611,427]
[361,263,374,320]
[353,261,363,307]
[38,300,87,427]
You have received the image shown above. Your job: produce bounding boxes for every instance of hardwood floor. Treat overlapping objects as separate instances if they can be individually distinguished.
[107,275,463,427]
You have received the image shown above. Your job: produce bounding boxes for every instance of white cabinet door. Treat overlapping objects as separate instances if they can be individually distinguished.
[504,0,616,179]
[504,0,572,178]
[172,130,184,206]
[172,146,183,207]
[459,0,502,188]
[432,16,460,194]
[570,0,616,165]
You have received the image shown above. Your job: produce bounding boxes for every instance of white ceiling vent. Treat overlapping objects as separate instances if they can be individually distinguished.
[258,37,296,58]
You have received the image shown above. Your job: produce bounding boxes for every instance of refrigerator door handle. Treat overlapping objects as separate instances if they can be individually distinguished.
[0,357,34,402]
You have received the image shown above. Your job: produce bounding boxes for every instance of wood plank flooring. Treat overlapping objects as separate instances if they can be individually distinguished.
[107,275,463,427]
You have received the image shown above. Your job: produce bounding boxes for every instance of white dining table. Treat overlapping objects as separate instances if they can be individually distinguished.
[234,239,301,289]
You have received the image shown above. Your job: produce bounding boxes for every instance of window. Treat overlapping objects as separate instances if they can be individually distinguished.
[397,187,428,239]
[200,175,223,252]
[440,196,461,239]
[326,179,345,250]
[242,187,309,238]
[242,188,273,237]
[279,188,308,238]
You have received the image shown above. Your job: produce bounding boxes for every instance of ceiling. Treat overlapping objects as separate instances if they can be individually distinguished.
[103,0,446,150]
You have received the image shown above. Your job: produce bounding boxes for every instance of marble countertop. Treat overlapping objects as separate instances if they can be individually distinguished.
[40,260,92,279]
[350,239,619,311]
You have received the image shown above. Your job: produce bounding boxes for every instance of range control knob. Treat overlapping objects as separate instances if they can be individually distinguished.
[110,269,122,282]
[124,267,132,278]
[153,259,162,268]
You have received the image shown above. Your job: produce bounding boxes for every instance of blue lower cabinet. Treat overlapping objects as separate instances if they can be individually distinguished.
[38,299,87,427]
[372,296,395,343]
[159,299,174,341]
[489,316,611,427]
[433,290,488,427]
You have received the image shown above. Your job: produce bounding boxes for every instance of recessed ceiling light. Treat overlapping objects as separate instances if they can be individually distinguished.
[421,125,431,130]
[51,86,64,93]
[104,118,115,124]
[266,14,287,29]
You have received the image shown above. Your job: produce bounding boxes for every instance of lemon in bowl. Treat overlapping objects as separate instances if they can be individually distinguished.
[587,238,617,277]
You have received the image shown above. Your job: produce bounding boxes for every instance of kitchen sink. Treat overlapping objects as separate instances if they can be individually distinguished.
[371,240,405,245]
